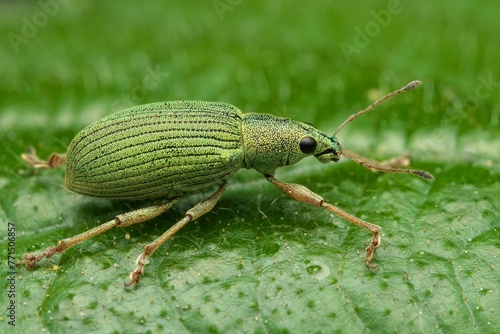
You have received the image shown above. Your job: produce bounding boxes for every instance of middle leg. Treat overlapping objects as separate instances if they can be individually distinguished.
[125,182,228,286]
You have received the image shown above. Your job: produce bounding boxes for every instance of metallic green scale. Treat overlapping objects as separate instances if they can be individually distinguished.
[65,101,341,200]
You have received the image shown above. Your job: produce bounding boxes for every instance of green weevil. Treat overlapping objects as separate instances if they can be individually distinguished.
[18,81,433,286]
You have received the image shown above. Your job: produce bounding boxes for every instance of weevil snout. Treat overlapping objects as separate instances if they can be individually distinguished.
[315,149,341,163]
[313,137,342,163]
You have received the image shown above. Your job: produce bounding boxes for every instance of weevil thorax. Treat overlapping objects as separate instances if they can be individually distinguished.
[241,113,341,175]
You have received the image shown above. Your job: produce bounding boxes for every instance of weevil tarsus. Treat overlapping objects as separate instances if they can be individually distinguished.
[21,147,66,169]
[125,182,227,286]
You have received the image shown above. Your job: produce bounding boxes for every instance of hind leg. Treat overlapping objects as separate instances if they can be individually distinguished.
[21,147,66,169]
[18,199,178,269]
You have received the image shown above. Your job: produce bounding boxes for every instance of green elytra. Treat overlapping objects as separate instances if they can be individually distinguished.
[18,81,433,286]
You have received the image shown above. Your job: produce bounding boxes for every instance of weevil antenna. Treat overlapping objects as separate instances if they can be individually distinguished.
[341,148,434,180]
[333,80,422,136]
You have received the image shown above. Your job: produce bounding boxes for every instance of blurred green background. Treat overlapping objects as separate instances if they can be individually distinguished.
[1,0,499,333]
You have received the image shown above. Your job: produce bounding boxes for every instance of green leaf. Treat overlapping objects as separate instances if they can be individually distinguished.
[1,1,499,333]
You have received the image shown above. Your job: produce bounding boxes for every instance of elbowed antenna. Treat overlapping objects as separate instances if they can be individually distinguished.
[341,149,434,180]
[333,80,422,136]
[334,81,434,180]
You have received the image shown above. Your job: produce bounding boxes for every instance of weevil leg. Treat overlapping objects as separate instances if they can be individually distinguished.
[341,148,410,170]
[17,199,178,269]
[265,175,381,269]
[125,182,228,286]
[21,146,67,169]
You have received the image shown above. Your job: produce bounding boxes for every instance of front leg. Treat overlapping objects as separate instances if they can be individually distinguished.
[265,175,381,269]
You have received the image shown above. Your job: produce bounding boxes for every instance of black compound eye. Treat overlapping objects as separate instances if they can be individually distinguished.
[299,136,317,154]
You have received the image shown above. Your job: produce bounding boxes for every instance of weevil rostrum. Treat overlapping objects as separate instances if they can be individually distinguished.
[18,81,434,286]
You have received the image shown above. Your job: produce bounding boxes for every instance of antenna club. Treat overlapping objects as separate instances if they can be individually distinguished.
[404,80,422,91]
[413,170,435,180]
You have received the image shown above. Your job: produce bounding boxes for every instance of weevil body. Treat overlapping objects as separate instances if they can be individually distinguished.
[65,101,340,200]
[19,81,434,286]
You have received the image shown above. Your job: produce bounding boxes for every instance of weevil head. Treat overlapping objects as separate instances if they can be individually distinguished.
[241,113,342,174]
[298,125,342,164]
